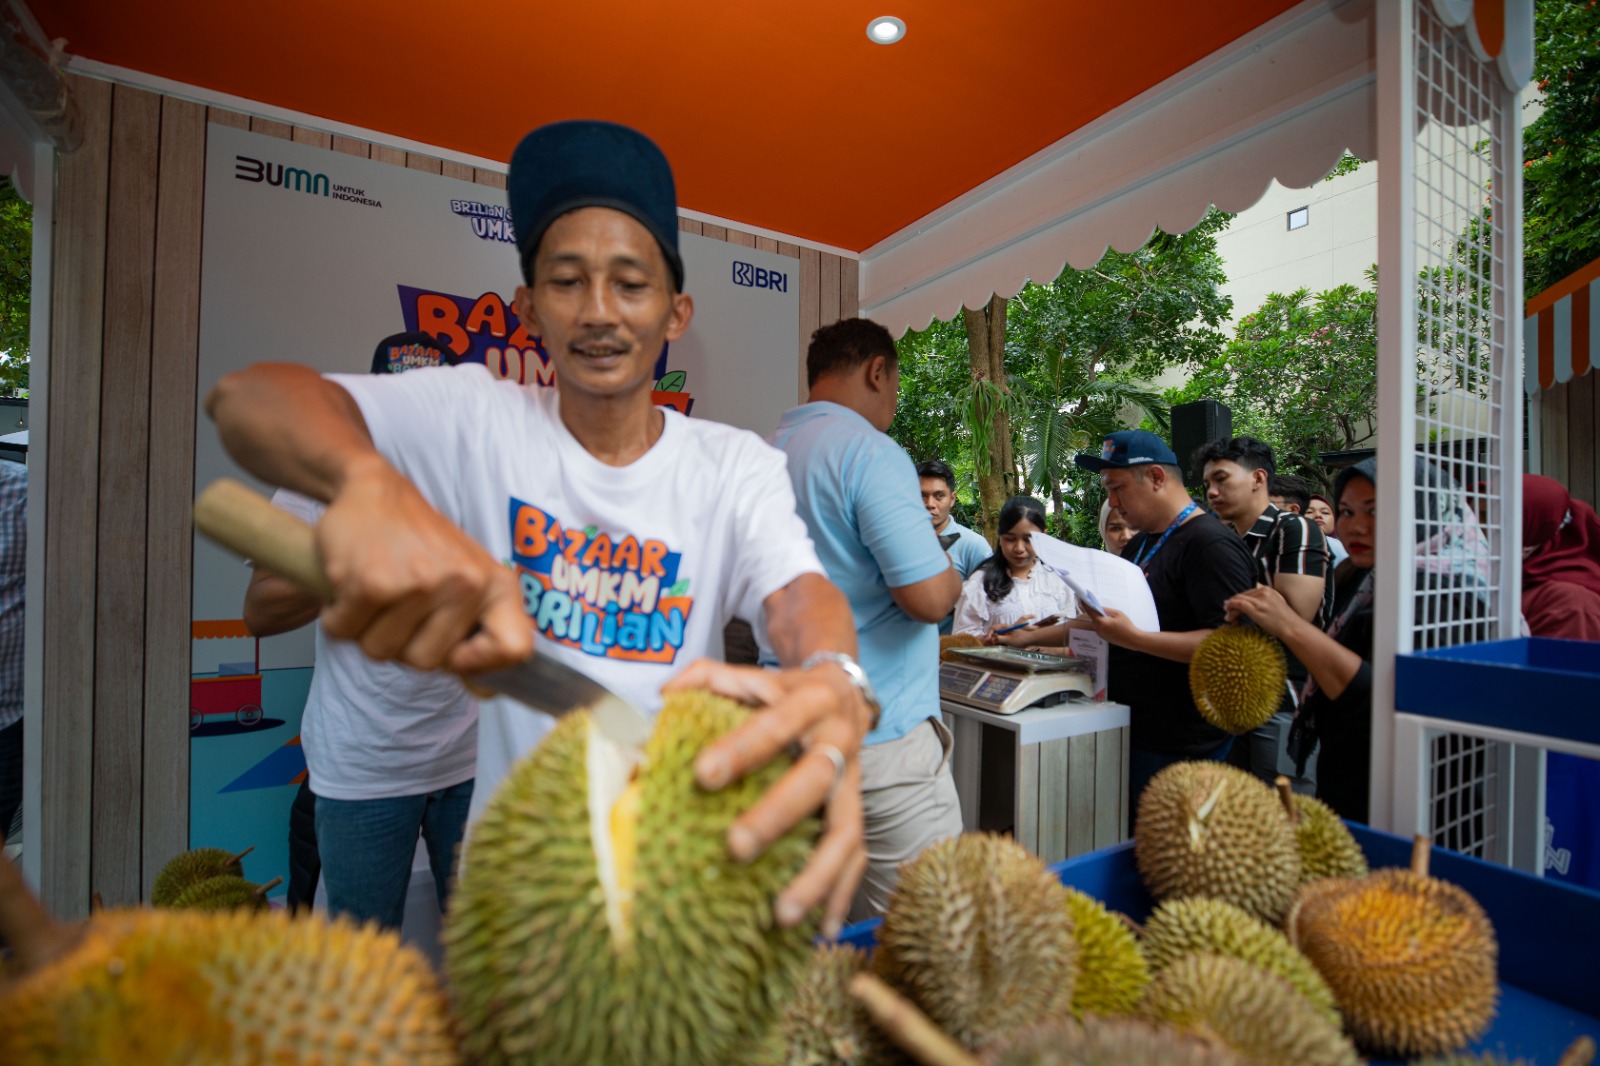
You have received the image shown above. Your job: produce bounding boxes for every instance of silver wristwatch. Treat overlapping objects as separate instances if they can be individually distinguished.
[800,650,882,727]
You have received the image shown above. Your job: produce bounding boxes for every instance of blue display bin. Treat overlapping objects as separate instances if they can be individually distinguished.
[839,824,1600,1063]
[1395,637,1600,745]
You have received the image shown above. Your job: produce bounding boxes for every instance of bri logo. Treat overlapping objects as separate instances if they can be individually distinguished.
[732,261,787,292]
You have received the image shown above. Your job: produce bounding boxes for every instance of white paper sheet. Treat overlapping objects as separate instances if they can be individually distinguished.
[1030,532,1161,632]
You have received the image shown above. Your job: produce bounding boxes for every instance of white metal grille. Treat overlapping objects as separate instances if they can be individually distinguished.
[1411,2,1514,860]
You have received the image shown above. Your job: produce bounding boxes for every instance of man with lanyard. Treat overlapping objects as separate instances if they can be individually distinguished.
[1195,436,1331,794]
[916,459,991,635]
[1071,431,1258,817]
[207,120,873,938]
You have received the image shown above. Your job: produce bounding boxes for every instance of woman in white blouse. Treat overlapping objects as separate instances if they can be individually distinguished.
[952,495,1077,641]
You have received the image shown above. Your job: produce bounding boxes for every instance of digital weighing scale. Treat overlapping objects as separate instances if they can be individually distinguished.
[938,646,1095,715]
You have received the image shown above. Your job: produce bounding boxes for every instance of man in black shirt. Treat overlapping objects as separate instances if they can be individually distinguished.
[1196,437,1331,794]
[1073,431,1258,819]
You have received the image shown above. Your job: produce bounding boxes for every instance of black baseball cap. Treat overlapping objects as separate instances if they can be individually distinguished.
[370,331,457,375]
[1073,429,1180,472]
[508,119,684,290]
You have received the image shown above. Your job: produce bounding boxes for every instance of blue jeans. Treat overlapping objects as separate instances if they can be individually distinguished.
[1127,739,1233,833]
[314,779,474,930]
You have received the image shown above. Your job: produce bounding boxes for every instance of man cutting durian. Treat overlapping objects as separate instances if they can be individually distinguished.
[206,120,873,938]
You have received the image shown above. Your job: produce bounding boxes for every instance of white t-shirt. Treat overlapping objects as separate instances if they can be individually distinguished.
[951,564,1077,639]
[272,490,478,802]
[332,365,824,825]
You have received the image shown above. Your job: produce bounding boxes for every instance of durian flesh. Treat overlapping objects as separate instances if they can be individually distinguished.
[445,690,818,1066]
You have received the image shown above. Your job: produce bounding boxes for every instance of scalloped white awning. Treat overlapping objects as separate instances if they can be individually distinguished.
[860,0,1531,337]
[860,0,1380,335]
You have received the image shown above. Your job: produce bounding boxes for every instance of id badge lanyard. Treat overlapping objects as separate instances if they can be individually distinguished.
[1133,501,1198,575]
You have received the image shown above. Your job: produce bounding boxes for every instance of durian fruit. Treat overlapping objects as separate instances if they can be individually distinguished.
[1134,761,1301,924]
[1063,888,1149,1018]
[1188,624,1287,734]
[1140,952,1361,1066]
[873,833,1078,1056]
[169,874,282,912]
[941,633,985,661]
[445,690,819,1066]
[0,906,461,1065]
[758,943,883,1066]
[982,1016,1244,1066]
[150,845,254,907]
[1276,776,1368,883]
[1410,1036,1596,1066]
[1287,836,1499,1058]
[1141,897,1339,1026]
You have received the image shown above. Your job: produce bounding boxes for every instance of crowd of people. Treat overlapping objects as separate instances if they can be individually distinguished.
[193,117,1598,941]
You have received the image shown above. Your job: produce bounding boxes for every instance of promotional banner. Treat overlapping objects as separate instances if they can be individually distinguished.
[190,125,800,899]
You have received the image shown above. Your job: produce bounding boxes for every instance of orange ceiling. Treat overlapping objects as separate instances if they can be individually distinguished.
[35,1,1300,252]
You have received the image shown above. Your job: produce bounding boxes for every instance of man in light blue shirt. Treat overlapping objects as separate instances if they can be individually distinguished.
[916,458,992,634]
[769,318,964,918]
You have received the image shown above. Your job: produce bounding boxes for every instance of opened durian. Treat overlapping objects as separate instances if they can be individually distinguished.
[0,907,460,1065]
[1276,777,1367,882]
[169,874,281,913]
[1141,897,1338,1026]
[150,846,253,907]
[1063,889,1149,1018]
[1287,836,1499,1058]
[982,1016,1244,1066]
[874,833,1077,1056]
[1188,624,1287,734]
[1141,952,1360,1066]
[1134,761,1301,924]
[445,690,818,1066]
[758,943,882,1066]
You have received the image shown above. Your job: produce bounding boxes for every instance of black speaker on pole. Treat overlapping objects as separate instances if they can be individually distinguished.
[1170,399,1232,489]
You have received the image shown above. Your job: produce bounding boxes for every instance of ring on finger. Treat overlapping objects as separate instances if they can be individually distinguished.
[808,742,848,804]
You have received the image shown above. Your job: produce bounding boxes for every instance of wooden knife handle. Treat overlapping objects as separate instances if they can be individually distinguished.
[193,478,335,602]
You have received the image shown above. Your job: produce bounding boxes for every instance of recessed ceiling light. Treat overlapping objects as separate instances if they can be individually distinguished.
[867,16,905,45]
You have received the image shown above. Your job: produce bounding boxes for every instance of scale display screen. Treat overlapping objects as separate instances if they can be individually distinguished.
[939,664,984,697]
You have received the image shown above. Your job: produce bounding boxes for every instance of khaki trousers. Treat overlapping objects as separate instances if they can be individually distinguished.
[848,717,964,922]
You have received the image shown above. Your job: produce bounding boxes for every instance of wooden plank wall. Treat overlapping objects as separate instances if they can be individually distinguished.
[677,217,858,402]
[1537,374,1599,509]
[40,72,859,916]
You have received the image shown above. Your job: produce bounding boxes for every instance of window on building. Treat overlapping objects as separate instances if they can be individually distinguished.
[1287,206,1310,231]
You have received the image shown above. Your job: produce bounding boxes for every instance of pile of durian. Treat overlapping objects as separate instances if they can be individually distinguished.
[1,696,1591,1066]
[151,844,282,912]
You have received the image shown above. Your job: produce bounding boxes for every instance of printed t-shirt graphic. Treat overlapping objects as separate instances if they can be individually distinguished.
[509,500,693,664]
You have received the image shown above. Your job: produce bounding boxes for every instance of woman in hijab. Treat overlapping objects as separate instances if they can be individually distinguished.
[1222,456,1489,823]
[1098,498,1136,558]
[1521,474,1600,640]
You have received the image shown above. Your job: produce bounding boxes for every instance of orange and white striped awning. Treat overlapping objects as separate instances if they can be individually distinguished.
[1525,255,1600,394]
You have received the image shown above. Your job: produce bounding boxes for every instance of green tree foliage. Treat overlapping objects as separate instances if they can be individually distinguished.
[1172,276,1378,493]
[0,178,31,396]
[890,210,1233,544]
[1524,0,1600,297]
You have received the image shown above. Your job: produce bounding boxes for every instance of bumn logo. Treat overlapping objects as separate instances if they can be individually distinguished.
[235,155,329,196]
[732,261,787,292]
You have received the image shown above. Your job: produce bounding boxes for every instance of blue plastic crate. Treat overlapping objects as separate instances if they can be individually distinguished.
[838,824,1600,1063]
[1395,637,1600,745]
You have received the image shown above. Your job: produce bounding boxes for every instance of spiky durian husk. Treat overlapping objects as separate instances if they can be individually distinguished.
[1288,868,1499,1057]
[1188,625,1287,735]
[0,907,460,1065]
[1134,762,1301,924]
[151,847,246,907]
[1141,952,1360,1066]
[1063,889,1148,1018]
[444,691,818,1066]
[982,1016,1244,1066]
[1141,897,1339,1026]
[940,634,986,662]
[169,875,268,913]
[873,833,1078,1056]
[1409,1056,1530,1066]
[757,943,885,1066]
[1290,795,1369,883]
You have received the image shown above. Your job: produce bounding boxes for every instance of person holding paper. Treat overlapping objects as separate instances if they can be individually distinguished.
[951,495,1077,643]
[1071,430,1258,819]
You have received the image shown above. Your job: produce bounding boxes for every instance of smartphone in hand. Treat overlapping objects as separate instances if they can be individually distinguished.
[994,614,1061,636]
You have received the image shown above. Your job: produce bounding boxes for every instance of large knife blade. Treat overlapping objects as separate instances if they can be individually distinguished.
[193,477,653,746]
